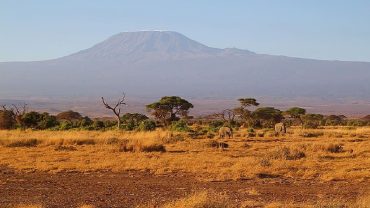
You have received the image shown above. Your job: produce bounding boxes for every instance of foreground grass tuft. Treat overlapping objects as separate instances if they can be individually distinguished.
[162,191,231,208]
[6,139,39,147]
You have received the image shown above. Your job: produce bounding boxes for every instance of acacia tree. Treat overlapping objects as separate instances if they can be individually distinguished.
[146,96,193,126]
[252,107,283,128]
[101,93,127,129]
[285,107,306,126]
[234,98,259,127]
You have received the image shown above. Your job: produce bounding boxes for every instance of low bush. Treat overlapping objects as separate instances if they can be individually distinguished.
[326,144,344,153]
[208,120,224,132]
[138,120,156,131]
[206,140,229,149]
[71,139,96,145]
[247,132,256,137]
[119,140,166,152]
[92,120,105,129]
[6,139,39,147]
[105,137,120,144]
[300,131,324,138]
[257,132,265,137]
[170,120,190,132]
[206,132,216,139]
[54,145,77,151]
[161,134,184,144]
[266,146,306,160]
[140,144,166,152]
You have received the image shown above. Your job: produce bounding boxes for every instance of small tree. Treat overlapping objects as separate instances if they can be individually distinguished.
[101,93,127,129]
[234,98,259,127]
[285,107,306,126]
[238,98,260,108]
[146,96,193,126]
[252,107,283,128]
[216,109,235,126]
[301,114,324,129]
[324,115,346,126]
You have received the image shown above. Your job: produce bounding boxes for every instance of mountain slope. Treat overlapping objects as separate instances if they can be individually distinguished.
[0,31,369,100]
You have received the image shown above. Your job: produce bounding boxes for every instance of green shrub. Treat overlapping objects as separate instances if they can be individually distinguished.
[247,128,256,137]
[92,120,105,129]
[59,121,73,130]
[170,120,189,132]
[208,120,224,132]
[38,113,58,129]
[78,116,93,127]
[138,120,156,131]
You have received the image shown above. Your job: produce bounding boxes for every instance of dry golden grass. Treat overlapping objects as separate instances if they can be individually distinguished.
[153,189,370,208]
[0,126,369,182]
[14,204,96,208]
[14,205,43,208]
[162,191,231,208]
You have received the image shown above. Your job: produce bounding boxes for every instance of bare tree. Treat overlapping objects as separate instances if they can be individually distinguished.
[1,104,28,129]
[101,93,126,129]
[11,103,28,129]
[215,109,235,125]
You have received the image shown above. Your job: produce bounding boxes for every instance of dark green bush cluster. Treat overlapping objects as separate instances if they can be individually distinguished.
[121,113,149,130]
[208,120,224,132]
[170,120,190,132]
[139,120,156,131]
[22,111,58,129]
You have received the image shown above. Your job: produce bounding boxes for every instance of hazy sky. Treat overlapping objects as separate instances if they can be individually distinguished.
[1,0,370,62]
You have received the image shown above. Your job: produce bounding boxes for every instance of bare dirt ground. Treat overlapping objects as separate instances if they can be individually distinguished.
[0,167,368,208]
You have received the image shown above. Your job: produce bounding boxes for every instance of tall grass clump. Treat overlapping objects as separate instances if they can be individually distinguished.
[6,138,39,147]
[162,191,231,208]
[264,146,306,161]
[119,139,166,152]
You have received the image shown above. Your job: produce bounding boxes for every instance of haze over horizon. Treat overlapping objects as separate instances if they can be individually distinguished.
[1,0,370,62]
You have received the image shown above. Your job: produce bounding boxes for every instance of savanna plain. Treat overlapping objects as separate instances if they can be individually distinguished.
[0,126,369,208]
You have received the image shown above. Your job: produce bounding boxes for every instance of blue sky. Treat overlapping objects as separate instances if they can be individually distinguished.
[1,0,370,62]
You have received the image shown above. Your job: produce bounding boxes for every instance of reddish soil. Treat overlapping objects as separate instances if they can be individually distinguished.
[0,167,368,208]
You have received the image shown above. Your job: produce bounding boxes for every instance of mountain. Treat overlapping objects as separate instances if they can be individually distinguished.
[1,31,370,102]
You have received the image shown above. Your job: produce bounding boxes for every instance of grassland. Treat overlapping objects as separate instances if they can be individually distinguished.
[0,126,369,207]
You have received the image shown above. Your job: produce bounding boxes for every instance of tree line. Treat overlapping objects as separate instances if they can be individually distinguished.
[1,96,369,131]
